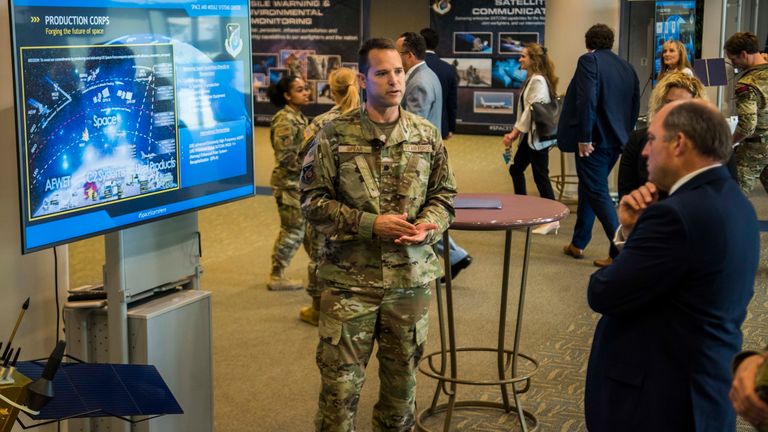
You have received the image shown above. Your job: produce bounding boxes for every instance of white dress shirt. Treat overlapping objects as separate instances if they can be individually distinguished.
[613,163,722,248]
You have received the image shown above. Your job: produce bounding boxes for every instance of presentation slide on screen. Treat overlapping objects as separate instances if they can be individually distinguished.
[11,0,253,252]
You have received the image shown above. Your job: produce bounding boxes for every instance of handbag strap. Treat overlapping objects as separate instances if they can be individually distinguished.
[525,74,555,133]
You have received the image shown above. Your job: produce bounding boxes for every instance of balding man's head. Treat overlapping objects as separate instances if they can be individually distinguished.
[659,100,732,162]
[644,100,731,191]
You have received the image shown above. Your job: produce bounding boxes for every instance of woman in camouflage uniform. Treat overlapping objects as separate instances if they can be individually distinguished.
[298,67,361,324]
[267,75,311,291]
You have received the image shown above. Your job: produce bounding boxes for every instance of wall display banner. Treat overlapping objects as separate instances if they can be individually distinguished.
[250,0,369,123]
[653,1,696,79]
[430,0,546,135]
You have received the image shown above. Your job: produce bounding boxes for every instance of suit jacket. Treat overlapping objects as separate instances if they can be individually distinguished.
[585,166,759,432]
[617,127,649,199]
[425,52,458,138]
[402,62,443,130]
[557,49,640,152]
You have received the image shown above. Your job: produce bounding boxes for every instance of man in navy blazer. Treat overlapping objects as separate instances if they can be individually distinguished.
[585,100,759,431]
[420,28,458,140]
[557,24,640,266]
[396,31,473,279]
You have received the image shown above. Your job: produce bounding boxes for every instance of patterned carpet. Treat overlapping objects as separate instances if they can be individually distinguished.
[421,235,768,431]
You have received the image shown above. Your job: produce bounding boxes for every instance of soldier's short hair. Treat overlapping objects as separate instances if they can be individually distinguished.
[267,75,302,108]
[662,100,732,162]
[724,32,760,55]
[420,28,440,51]
[358,38,397,77]
[399,32,427,61]
[585,24,614,51]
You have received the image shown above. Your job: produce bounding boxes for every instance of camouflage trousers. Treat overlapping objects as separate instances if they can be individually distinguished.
[305,224,325,299]
[315,283,431,432]
[271,188,316,288]
[734,140,768,194]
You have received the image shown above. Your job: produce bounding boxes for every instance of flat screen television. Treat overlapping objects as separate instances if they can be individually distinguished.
[9,0,254,253]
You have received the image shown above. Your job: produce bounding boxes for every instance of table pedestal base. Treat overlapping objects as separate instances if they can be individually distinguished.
[417,347,538,432]
[416,400,538,432]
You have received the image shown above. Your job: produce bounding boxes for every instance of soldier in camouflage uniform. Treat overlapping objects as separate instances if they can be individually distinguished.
[725,32,768,194]
[267,75,311,291]
[298,67,361,326]
[300,38,456,432]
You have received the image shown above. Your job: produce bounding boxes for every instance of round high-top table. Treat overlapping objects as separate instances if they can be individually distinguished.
[416,193,570,432]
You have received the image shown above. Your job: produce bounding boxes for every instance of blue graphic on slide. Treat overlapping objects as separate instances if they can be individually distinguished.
[22,44,179,219]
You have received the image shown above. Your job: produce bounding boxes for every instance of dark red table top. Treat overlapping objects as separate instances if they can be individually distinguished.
[451,193,570,231]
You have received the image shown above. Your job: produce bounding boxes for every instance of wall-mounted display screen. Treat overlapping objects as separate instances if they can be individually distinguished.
[9,0,254,253]
[654,0,696,78]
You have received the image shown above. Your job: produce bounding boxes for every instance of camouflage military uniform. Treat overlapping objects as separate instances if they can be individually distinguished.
[300,106,344,300]
[301,107,456,432]
[733,63,768,194]
[270,105,309,275]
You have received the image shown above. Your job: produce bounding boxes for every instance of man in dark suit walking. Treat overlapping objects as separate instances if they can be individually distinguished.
[420,28,458,140]
[585,100,759,431]
[557,24,640,267]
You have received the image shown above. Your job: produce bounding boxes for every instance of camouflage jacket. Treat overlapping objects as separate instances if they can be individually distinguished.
[300,105,343,161]
[300,108,457,288]
[734,63,768,141]
[270,105,308,190]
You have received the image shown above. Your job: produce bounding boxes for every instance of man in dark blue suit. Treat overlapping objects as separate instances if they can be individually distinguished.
[557,24,640,267]
[420,28,458,140]
[585,100,759,431]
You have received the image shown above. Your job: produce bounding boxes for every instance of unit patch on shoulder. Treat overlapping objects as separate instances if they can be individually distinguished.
[735,85,753,95]
[276,125,292,137]
[301,162,315,184]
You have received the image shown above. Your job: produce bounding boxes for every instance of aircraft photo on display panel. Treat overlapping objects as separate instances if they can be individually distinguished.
[473,92,514,114]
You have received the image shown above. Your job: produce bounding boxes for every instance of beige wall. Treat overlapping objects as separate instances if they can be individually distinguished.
[546,0,620,95]
[0,2,68,373]
[369,0,430,41]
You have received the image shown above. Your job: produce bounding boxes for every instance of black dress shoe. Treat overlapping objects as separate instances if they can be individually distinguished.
[440,255,473,283]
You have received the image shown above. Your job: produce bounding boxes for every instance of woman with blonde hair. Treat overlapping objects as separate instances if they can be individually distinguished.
[502,43,560,235]
[658,40,693,80]
[618,72,705,198]
[298,66,360,326]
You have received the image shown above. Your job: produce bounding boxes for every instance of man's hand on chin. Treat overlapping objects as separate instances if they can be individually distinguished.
[618,182,659,237]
